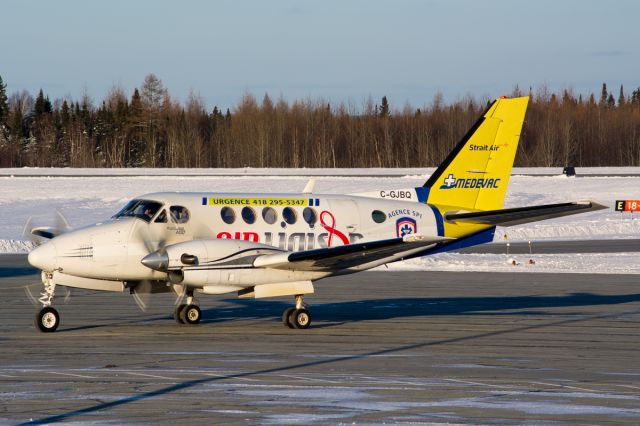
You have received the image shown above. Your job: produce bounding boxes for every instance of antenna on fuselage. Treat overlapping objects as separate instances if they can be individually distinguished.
[303,178,316,194]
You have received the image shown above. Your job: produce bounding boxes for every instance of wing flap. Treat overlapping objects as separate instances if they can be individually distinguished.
[444,200,607,227]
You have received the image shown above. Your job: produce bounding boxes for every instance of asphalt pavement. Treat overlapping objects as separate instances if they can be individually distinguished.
[0,254,639,424]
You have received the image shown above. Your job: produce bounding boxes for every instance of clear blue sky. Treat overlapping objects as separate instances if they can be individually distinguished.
[2,0,639,110]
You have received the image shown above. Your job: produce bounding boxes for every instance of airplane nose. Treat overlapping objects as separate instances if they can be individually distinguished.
[28,242,57,271]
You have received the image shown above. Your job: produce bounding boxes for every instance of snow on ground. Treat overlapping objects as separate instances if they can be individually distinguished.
[386,252,640,274]
[1,168,638,273]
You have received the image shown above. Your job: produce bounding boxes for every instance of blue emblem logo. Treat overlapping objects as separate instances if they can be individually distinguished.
[440,173,457,189]
[396,217,417,237]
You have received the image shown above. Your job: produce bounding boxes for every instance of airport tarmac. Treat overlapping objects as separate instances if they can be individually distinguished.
[1,254,639,424]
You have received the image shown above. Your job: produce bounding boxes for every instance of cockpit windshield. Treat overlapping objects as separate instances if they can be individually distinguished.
[113,199,163,223]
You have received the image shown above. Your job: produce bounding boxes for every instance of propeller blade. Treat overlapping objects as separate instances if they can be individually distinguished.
[131,280,152,312]
[172,284,186,307]
[54,209,71,234]
[63,287,72,303]
[21,216,42,248]
[24,283,41,306]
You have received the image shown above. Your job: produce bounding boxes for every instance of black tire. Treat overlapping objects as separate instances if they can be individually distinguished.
[174,304,187,324]
[35,307,60,332]
[290,308,311,329]
[282,307,296,328]
[180,304,201,325]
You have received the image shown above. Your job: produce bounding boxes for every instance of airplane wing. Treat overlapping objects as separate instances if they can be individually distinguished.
[444,200,607,227]
[253,234,453,272]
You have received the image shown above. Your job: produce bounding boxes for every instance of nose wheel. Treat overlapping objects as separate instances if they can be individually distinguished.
[282,295,312,329]
[35,306,60,332]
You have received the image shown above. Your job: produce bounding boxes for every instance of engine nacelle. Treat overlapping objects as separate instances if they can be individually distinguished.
[161,239,297,288]
[142,239,325,290]
[164,239,283,271]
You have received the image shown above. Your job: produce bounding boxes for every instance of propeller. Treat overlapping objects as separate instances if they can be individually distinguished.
[131,228,187,312]
[22,209,72,247]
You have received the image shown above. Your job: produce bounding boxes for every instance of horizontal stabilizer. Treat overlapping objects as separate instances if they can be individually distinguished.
[444,201,607,227]
[253,234,453,272]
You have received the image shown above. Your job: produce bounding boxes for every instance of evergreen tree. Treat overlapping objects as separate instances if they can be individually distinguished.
[599,83,608,107]
[607,93,615,108]
[61,100,70,127]
[44,96,52,113]
[618,85,626,106]
[0,75,8,125]
[379,96,390,117]
[631,88,640,105]
[35,89,46,116]
[128,88,145,166]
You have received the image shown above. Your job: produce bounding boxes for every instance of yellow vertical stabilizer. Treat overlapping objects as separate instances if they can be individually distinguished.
[424,96,529,212]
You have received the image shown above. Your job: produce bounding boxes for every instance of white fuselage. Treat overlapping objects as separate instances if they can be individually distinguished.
[29,191,440,284]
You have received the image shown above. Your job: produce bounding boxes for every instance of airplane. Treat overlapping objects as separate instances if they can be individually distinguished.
[26,96,605,332]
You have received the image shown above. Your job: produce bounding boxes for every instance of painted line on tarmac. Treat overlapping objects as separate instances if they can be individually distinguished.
[614,384,640,391]
[203,372,259,382]
[276,374,342,384]
[125,372,180,380]
[443,378,508,389]
[529,380,599,392]
[48,371,98,379]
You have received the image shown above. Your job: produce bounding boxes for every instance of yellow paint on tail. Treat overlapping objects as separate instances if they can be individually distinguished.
[425,96,529,237]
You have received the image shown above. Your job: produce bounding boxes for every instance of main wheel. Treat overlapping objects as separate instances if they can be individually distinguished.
[174,304,187,324]
[282,307,296,328]
[290,308,311,329]
[35,307,60,332]
[180,304,201,325]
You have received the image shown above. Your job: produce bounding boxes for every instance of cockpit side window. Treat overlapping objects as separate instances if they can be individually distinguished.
[113,199,163,223]
[170,206,190,224]
[155,209,168,223]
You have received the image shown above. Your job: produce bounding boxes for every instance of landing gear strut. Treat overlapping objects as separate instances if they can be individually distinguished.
[282,294,311,329]
[174,291,201,325]
[35,272,60,332]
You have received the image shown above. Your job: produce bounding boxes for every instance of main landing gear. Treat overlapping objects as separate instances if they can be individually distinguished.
[35,272,60,332]
[282,294,311,329]
[174,291,201,325]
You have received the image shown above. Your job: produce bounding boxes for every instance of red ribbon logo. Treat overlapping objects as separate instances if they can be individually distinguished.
[319,210,349,247]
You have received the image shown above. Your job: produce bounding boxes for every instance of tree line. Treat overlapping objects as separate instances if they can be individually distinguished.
[1,74,640,168]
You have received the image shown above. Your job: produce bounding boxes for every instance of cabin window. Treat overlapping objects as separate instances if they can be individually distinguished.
[303,207,317,226]
[220,207,235,224]
[170,206,190,224]
[155,209,168,223]
[262,207,277,224]
[242,207,256,224]
[371,210,386,223]
[283,207,297,224]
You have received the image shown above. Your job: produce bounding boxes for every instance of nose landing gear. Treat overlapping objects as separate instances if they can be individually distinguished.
[35,272,60,332]
[282,294,311,329]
